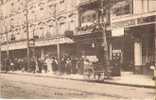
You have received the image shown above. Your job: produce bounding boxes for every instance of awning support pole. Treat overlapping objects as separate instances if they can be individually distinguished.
[57,43,61,66]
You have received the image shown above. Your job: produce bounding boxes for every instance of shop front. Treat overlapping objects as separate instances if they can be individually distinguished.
[74,31,105,63]
[124,24,155,75]
[35,37,75,59]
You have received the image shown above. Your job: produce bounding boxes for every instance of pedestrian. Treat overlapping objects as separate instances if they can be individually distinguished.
[14,58,19,71]
[65,57,72,74]
[45,56,53,73]
[77,57,84,75]
[5,58,10,73]
[20,59,25,72]
[43,58,47,73]
[60,57,66,74]
[71,57,77,74]
[37,58,43,73]
[23,58,28,72]
[30,58,36,73]
[10,59,15,72]
[52,57,58,73]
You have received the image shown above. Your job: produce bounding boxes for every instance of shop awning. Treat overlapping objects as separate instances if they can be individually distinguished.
[1,41,27,51]
[1,37,74,51]
[35,37,74,47]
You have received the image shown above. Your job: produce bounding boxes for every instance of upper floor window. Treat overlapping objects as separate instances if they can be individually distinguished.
[81,10,97,26]
[40,7,44,10]
[133,0,156,14]
[59,22,65,34]
[112,0,132,16]
[60,0,64,4]
[11,34,16,41]
[149,0,156,12]
[11,2,14,6]
[58,0,65,11]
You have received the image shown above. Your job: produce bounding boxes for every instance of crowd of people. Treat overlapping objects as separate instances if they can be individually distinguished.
[2,55,86,75]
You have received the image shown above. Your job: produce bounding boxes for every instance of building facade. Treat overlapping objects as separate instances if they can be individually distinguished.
[75,0,156,74]
[0,0,156,74]
[111,0,156,74]
[0,0,79,60]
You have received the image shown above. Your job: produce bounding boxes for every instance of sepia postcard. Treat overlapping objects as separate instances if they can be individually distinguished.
[0,0,156,99]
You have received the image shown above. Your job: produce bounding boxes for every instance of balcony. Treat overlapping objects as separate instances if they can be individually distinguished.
[75,23,103,36]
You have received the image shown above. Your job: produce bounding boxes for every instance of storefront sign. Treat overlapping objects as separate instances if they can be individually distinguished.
[112,19,136,28]
[35,37,74,47]
[112,15,156,29]
[112,27,124,37]
[137,15,156,24]
[1,41,27,51]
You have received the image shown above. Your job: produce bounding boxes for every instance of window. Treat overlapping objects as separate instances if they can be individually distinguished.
[40,27,44,30]
[60,22,66,34]
[69,20,76,31]
[81,10,97,25]
[58,0,65,11]
[149,0,156,12]
[112,0,132,16]
[11,34,16,41]
[31,10,35,14]
[11,2,14,6]
[40,7,44,10]
[60,0,64,4]
[49,4,53,8]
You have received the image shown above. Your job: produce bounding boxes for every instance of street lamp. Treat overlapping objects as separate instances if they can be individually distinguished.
[99,0,111,66]
[51,4,61,65]
[24,0,31,70]
[0,34,2,72]
[99,0,123,77]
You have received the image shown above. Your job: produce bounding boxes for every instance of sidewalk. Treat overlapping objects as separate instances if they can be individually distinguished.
[2,71,156,89]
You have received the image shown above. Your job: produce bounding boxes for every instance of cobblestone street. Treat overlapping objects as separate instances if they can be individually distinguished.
[0,74,155,99]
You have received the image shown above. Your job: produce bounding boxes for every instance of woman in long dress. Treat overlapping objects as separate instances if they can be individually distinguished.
[45,57,53,73]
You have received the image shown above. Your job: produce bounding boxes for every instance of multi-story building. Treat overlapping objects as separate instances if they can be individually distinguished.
[0,0,156,74]
[0,0,79,60]
[76,0,156,74]
[112,0,156,74]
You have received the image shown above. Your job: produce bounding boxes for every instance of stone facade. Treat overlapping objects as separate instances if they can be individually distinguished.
[0,0,156,71]
[0,0,79,47]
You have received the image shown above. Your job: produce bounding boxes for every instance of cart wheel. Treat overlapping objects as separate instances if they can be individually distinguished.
[94,72,105,81]
[83,69,93,81]
[89,69,95,80]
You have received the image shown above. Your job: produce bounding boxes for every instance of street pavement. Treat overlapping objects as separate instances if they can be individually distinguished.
[0,73,156,99]
[4,71,155,88]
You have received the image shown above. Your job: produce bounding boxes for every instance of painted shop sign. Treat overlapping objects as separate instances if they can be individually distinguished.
[137,15,156,24]
[112,19,136,28]
[1,41,27,51]
[35,37,74,47]
[112,15,156,28]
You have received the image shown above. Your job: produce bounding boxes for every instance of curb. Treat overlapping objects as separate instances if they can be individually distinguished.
[1,72,156,89]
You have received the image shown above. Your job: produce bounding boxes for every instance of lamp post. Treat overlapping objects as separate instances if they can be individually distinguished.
[99,0,123,77]
[99,0,111,77]
[53,4,61,65]
[6,33,9,60]
[0,34,1,72]
[25,0,30,70]
[2,19,10,65]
